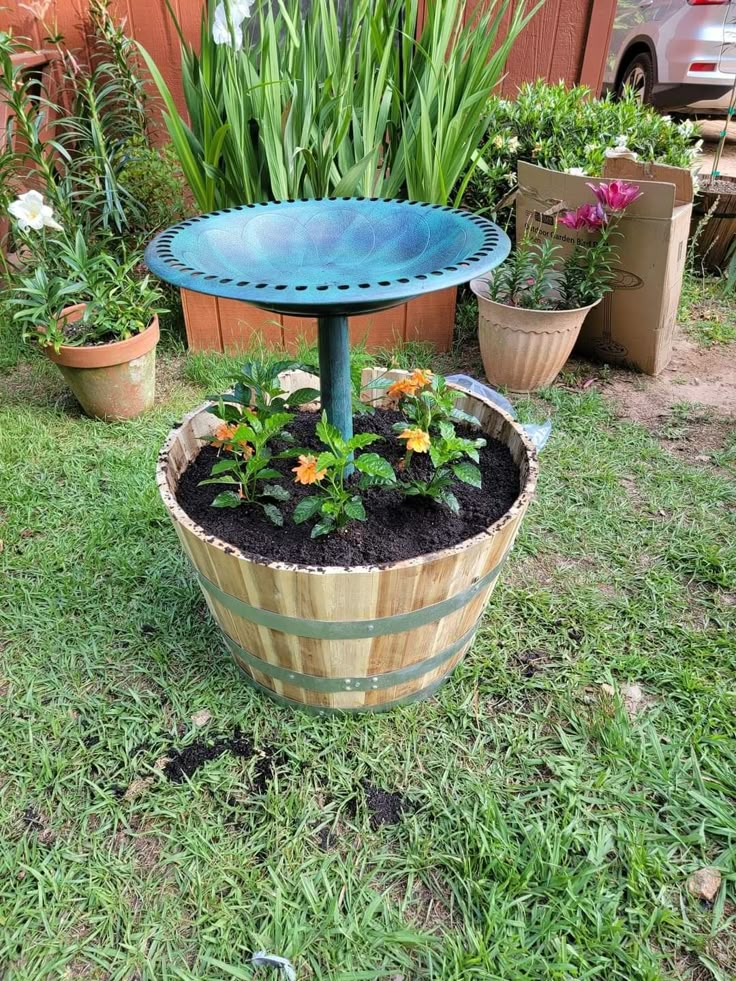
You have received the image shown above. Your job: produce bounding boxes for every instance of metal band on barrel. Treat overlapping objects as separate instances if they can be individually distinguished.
[197,558,504,640]
[232,664,452,715]
[224,619,479,693]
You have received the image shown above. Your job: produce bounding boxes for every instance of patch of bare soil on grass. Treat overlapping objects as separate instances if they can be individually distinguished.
[573,334,736,466]
[602,334,736,421]
[384,875,456,933]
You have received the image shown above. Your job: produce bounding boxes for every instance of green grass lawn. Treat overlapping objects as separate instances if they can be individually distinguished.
[1,339,735,980]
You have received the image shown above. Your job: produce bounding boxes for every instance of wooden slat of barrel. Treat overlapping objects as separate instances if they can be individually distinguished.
[157,369,537,711]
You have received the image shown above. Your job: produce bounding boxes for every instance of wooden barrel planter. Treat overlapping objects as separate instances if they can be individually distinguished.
[156,370,538,713]
[691,176,736,272]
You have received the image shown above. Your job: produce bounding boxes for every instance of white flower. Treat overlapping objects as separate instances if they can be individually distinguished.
[492,134,505,149]
[504,171,517,186]
[565,167,587,176]
[689,139,704,158]
[212,0,251,50]
[8,190,62,231]
[661,115,672,124]
[679,119,695,136]
[584,142,598,153]
[507,136,520,152]
[614,134,629,148]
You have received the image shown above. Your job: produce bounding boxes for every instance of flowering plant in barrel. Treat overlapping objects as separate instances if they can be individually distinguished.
[201,363,490,535]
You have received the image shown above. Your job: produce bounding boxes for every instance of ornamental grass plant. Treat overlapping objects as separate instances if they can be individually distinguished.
[142,0,541,208]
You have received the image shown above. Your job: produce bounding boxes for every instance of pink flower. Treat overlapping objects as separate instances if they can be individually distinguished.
[559,203,607,231]
[586,180,642,212]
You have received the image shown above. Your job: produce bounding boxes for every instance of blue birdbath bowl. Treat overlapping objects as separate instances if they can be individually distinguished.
[145,198,510,449]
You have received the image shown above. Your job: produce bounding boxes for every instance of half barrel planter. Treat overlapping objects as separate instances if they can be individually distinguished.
[157,369,538,713]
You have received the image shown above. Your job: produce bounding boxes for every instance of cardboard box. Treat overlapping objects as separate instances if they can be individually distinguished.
[516,159,694,375]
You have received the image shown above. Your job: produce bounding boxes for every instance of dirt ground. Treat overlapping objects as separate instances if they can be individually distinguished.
[593,332,736,466]
[604,333,736,421]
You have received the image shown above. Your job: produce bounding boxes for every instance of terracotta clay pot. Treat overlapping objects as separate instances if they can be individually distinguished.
[43,304,159,420]
[470,281,600,393]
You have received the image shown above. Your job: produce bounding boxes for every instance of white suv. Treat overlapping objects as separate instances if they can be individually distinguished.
[604,0,736,114]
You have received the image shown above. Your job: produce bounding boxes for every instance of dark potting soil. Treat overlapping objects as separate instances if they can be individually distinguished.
[698,178,736,197]
[162,731,270,784]
[175,408,521,567]
[362,783,407,829]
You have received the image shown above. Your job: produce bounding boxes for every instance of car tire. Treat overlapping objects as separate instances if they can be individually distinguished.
[617,52,654,105]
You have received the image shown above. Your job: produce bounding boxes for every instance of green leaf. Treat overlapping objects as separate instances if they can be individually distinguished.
[259,468,283,480]
[211,491,242,509]
[451,407,481,426]
[316,452,338,471]
[261,484,290,501]
[287,387,320,406]
[316,412,344,451]
[293,496,323,524]
[347,432,382,451]
[274,446,312,459]
[231,423,256,444]
[207,403,241,423]
[453,461,482,487]
[311,520,334,538]
[209,459,240,475]
[344,497,366,521]
[199,476,239,486]
[438,490,460,514]
[262,412,294,438]
[354,453,396,482]
[262,503,284,526]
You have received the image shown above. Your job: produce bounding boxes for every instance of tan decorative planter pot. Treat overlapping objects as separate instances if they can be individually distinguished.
[44,304,159,420]
[471,280,600,393]
[156,370,537,714]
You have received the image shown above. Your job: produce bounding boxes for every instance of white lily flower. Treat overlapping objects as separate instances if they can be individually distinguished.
[614,134,629,148]
[679,119,695,136]
[504,171,517,186]
[212,0,251,50]
[565,167,587,176]
[507,136,520,152]
[8,190,62,231]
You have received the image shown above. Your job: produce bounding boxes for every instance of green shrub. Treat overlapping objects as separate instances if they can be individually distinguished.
[119,143,190,246]
[463,81,701,220]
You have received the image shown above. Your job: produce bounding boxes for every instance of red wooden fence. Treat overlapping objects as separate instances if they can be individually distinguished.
[1,0,616,112]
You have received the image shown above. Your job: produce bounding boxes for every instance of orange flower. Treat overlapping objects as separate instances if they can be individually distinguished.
[410,368,433,389]
[292,454,327,485]
[387,369,433,401]
[387,377,418,400]
[398,428,431,453]
[212,423,252,456]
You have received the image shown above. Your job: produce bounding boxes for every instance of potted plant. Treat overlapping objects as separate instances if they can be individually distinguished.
[9,193,165,420]
[157,361,537,713]
[691,80,736,272]
[470,180,641,392]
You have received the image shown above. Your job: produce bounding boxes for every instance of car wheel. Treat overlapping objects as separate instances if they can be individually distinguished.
[618,52,654,105]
